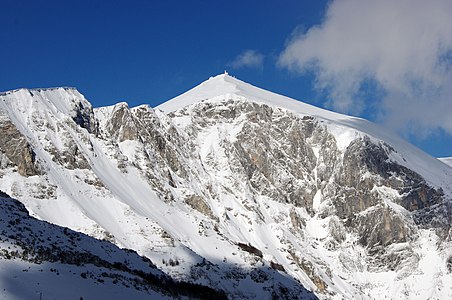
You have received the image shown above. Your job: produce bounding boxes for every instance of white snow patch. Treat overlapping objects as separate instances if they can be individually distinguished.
[439,157,452,168]
[305,216,330,240]
[312,189,322,212]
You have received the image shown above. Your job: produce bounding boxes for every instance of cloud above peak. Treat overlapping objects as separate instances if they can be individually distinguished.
[230,50,264,69]
[279,0,452,136]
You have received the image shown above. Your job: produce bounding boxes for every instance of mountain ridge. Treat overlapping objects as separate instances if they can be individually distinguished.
[439,157,452,167]
[1,75,451,299]
[156,74,452,192]
[157,73,356,121]
[0,86,78,96]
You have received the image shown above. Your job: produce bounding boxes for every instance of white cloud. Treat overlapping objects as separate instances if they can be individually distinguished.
[279,0,452,136]
[230,50,264,69]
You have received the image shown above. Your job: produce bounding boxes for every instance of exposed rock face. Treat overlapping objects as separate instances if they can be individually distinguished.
[71,98,98,135]
[0,110,41,176]
[231,104,318,209]
[185,195,216,220]
[178,100,320,212]
[1,79,452,299]
[355,205,413,247]
[338,137,443,213]
[104,103,139,141]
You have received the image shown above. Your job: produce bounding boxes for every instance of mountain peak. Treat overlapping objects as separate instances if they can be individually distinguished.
[0,86,89,113]
[2,74,452,299]
[155,73,240,112]
[156,74,351,124]
[0,85,97,134]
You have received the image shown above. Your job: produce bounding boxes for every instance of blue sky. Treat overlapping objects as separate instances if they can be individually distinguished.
[1,0,451,158]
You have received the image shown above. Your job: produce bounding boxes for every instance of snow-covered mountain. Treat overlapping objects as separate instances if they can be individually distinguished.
[0,190,225,299]
[439,157,452,168]
[1,74,452,299]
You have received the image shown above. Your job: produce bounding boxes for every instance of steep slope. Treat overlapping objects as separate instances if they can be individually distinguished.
[1,76,452,299]
[0,86,314,299]
[0,190,225,299]
[158,74,452,191]
[439,157,452,168]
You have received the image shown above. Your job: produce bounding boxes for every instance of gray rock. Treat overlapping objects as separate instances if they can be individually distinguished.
[0,111,41,176]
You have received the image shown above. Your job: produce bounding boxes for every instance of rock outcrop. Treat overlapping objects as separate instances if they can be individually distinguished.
[1,75,451,299]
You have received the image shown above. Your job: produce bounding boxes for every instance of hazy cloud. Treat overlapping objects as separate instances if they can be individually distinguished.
[230,50,264,69]
[279,0,452,136]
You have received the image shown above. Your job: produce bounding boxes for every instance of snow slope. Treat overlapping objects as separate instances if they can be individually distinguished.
[439,157,452,168]
[1,75,452,299]
[0,86,313,299]
[157,73,346,119]
[0,192,226,300]
[158,74,452,194]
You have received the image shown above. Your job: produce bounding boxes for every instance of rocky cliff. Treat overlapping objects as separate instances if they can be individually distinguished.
[1,75,451,299]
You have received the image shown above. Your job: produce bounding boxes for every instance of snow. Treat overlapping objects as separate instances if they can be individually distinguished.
[306,216,330,240]
[312,189,322,212]
[0,260,169,300]
[0,192,174,300]
[1,75,452,299]
[352,230,452,300]
[157,74,452,195]
[157,74,346,121]
[439,157,452,168]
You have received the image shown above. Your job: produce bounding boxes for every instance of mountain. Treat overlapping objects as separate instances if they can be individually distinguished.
[0,190,225,299]
[439,157,452,168]
[1,74,452,299]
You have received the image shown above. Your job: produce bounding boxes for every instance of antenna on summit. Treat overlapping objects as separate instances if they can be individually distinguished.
[224,70,229,76]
